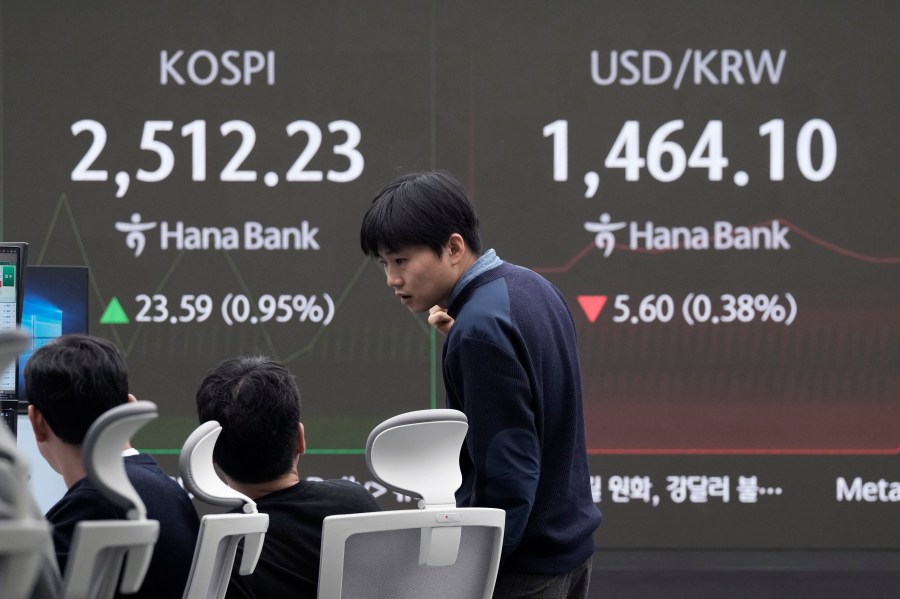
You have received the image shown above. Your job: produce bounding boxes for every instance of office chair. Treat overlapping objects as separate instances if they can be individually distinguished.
[318,409,505,599]
[179,420,269,599]
[0,415,57,599]
[60,400,161,599]
[0,329,60,599]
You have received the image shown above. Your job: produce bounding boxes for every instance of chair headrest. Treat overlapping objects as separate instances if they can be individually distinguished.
[366,409,468,507]
[0,329,29,371]
[0,413,23,473]
[0,424,31,515]
[0,417,47,522]
[82,400,158,520]
[179,420,257,512]
[0,329,35,511]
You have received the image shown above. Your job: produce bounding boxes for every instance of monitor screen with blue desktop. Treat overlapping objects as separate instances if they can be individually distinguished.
[16,265,90,409]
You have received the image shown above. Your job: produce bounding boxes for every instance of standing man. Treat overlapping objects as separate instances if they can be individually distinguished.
[359,170,602,599]
[25,334,200,598]
[195,354,380,598]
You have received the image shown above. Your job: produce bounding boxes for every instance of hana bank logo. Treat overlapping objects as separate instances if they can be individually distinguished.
[584,213,626,257]
[583,213,791,255]
[115,213,158,257]
[114,213,321,256]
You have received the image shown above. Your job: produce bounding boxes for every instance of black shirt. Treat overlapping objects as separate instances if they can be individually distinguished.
[226,479,381,599]
[46,453,200,598]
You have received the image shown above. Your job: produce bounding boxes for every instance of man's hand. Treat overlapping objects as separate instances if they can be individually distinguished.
[428,305,454,336]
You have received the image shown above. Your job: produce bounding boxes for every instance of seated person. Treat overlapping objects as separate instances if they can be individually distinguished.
[195,355,380,599]
[25,334,200,598]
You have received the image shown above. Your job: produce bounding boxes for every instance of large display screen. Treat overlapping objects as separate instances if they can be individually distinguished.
[1,1,897,550]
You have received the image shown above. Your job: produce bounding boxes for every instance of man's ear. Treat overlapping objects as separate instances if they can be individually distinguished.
[297,422,307,456]
[28,404,50,443]
[446,233,467,263]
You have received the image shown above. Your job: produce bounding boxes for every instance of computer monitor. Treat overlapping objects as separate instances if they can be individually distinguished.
[15,265,90,413]
[0,243,27,434]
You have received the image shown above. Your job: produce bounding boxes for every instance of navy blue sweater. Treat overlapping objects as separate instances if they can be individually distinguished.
[46,454,200,598]
[443,260,602,575]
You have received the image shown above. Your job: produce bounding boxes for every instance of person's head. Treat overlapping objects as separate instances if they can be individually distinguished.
[24,334,130,445]
[360,170,482,258]
[360,170,482,312]
[195,355,303,485]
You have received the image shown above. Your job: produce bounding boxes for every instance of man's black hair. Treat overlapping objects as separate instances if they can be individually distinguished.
[360,170,482,258]
[195,355,301,484]
[24,334,130,445]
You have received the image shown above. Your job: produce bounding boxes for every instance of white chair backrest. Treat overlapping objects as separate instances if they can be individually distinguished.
[0,329,60,599]
[366,408,468,509]
[62,400,160,599]
[179,420,269,599]
[179,421,257,512]
[318,409,504,599]
[82,400,158,519]
[0,419,57,599]
[0,399,36,519]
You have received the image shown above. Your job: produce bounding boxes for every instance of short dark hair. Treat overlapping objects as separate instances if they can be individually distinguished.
[360,170,482,258]
[195,355,301,484]
[24,334,130,445]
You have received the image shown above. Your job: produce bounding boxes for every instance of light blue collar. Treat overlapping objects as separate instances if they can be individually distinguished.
[449,249,502,305]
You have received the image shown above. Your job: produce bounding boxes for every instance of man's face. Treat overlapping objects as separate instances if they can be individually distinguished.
[377,245,457,313]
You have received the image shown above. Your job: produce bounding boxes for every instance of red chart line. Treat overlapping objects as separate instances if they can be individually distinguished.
[533,217,900,273]
[532,241,596,273]
[776,217,900,264]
